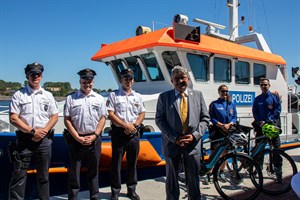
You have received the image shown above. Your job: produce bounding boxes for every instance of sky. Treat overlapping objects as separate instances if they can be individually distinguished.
[1,0,300,91]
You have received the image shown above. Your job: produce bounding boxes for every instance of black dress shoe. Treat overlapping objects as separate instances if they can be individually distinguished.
[110,194,118,200]
[127,192,140,200]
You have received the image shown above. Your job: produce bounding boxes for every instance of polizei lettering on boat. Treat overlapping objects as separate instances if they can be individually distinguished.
[229,91,255,106]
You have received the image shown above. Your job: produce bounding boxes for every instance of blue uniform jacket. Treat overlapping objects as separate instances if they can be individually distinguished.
[252,91,281,123]
[209,98,237,125]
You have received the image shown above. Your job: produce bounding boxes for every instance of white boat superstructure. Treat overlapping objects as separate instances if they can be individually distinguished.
[1,0,300,140]
[89,0,298,138]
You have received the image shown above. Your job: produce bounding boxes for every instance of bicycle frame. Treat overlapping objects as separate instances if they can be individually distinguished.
[200,137,232,175]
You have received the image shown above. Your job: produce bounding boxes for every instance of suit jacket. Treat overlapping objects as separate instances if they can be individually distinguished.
[155,88,210,157]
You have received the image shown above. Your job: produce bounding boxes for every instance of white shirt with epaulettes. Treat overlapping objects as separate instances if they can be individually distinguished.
[106,88,145,124]
[10,85,59,129]
[64,90,107,135]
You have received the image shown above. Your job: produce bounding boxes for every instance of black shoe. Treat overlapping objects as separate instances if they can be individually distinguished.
[110,194,118,200]
[127,192,140,200]
[202,176,209,185]
[218,171,227,183]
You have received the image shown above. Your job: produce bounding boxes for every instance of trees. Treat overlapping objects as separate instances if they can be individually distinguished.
[43,82,72,96]
[0,79,22,95]
[0,79,113,96]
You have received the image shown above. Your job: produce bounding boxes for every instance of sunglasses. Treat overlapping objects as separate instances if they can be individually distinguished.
[221,90,229,93]
[122,76,133,81]
[260,84,268,87]
[29,72,42,77]
[81,80,93,85]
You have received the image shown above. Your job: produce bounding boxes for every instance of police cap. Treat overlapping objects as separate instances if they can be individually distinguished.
[25,62,44,75]
[120,68,134,78]
[77,68,97,79]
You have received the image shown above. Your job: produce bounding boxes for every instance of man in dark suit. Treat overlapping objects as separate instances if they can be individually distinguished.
[155,66,210,200]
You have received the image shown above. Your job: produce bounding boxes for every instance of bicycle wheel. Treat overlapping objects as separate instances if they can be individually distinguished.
[253,148,298,195]
[213,153,263,200]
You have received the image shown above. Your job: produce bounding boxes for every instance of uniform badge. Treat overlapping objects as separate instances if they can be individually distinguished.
[44,104,48,111]
[230,109,233,115]
[106,100,110,107]
[268,104,273,109]
[134,103,140,108]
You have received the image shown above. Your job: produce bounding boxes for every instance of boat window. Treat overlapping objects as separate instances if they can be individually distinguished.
[187,53,208,82]
[214,57,232,83]
[111,59,125,82]
[140,53,164,81]
[253,63,266,85]
[125,57,146,82]
[235,61,250,84]
[162,51,181,76]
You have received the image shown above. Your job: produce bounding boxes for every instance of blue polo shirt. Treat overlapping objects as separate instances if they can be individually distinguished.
[209,98,237,125]
[252,91,281,123]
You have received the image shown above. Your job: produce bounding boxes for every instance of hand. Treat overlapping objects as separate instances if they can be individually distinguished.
[124,123,137,135]
[31,128,48,142]
[81,135,94,146]
[222,123,233,134]
[176,134,194,147]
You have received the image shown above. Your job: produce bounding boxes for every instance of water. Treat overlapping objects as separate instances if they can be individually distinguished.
[0,100,10,112]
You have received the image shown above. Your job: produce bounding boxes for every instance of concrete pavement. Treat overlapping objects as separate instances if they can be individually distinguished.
[50,148,300,200]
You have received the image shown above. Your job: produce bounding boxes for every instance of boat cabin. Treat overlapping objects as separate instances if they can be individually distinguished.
[92,12,290,135]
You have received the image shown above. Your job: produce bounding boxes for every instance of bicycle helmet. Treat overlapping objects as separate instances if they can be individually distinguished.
[228,132,248,146]
[262,123,281,138]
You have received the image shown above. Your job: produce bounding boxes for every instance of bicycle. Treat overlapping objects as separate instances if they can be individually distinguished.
[200,132,263,200]
[232,124,298,195]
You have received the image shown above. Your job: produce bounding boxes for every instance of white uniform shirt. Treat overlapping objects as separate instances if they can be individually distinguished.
[106,88,145,124]
[64,90,107,135]
[10,85,59,129]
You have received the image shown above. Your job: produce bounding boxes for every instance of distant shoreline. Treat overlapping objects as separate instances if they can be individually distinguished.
[0,95,66,102]
[0,95,11,101]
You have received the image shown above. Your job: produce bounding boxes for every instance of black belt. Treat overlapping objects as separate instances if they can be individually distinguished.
[111,123,144,138]
[63,129,97,146]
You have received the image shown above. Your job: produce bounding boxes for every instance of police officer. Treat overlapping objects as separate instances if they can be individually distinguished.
[252,78,282,182]
[64,68,107,200]
[9,62,59,200]
[209,84,237,183]
[107,69,145,200]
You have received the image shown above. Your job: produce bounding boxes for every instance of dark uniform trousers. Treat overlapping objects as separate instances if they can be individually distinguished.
[110,125,140,196]
[9,137,52,200]
[68,136,101,200]
[253,121,282,174]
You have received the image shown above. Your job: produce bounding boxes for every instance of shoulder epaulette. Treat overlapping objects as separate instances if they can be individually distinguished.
[66,91,76,96]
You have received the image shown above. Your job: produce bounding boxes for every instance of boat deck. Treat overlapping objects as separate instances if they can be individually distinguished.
[48,147,300,200]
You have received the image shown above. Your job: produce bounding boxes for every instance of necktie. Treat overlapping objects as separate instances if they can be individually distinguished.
[180,93,188,133]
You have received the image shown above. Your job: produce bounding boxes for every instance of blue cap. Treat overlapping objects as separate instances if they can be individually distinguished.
[25,62,44,75]
[120,69,134,78]
[77,68,96,79]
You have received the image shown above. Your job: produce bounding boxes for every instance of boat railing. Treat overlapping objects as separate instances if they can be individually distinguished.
[238,113,300,144]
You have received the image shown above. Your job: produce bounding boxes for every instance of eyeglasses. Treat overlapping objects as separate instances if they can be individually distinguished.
[260,84,268,87]
[174,76,188,82]
[29,72,42,77]
[221,90,229,93]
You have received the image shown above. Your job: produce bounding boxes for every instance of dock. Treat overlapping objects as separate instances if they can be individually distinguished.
[49,147,300,200]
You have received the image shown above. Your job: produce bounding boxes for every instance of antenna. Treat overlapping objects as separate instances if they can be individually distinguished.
[193,18,226,30]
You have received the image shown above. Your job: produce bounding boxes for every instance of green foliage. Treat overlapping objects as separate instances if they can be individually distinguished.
[0,79,22,92]
[43,82,72,96]
[0,79,112,96]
